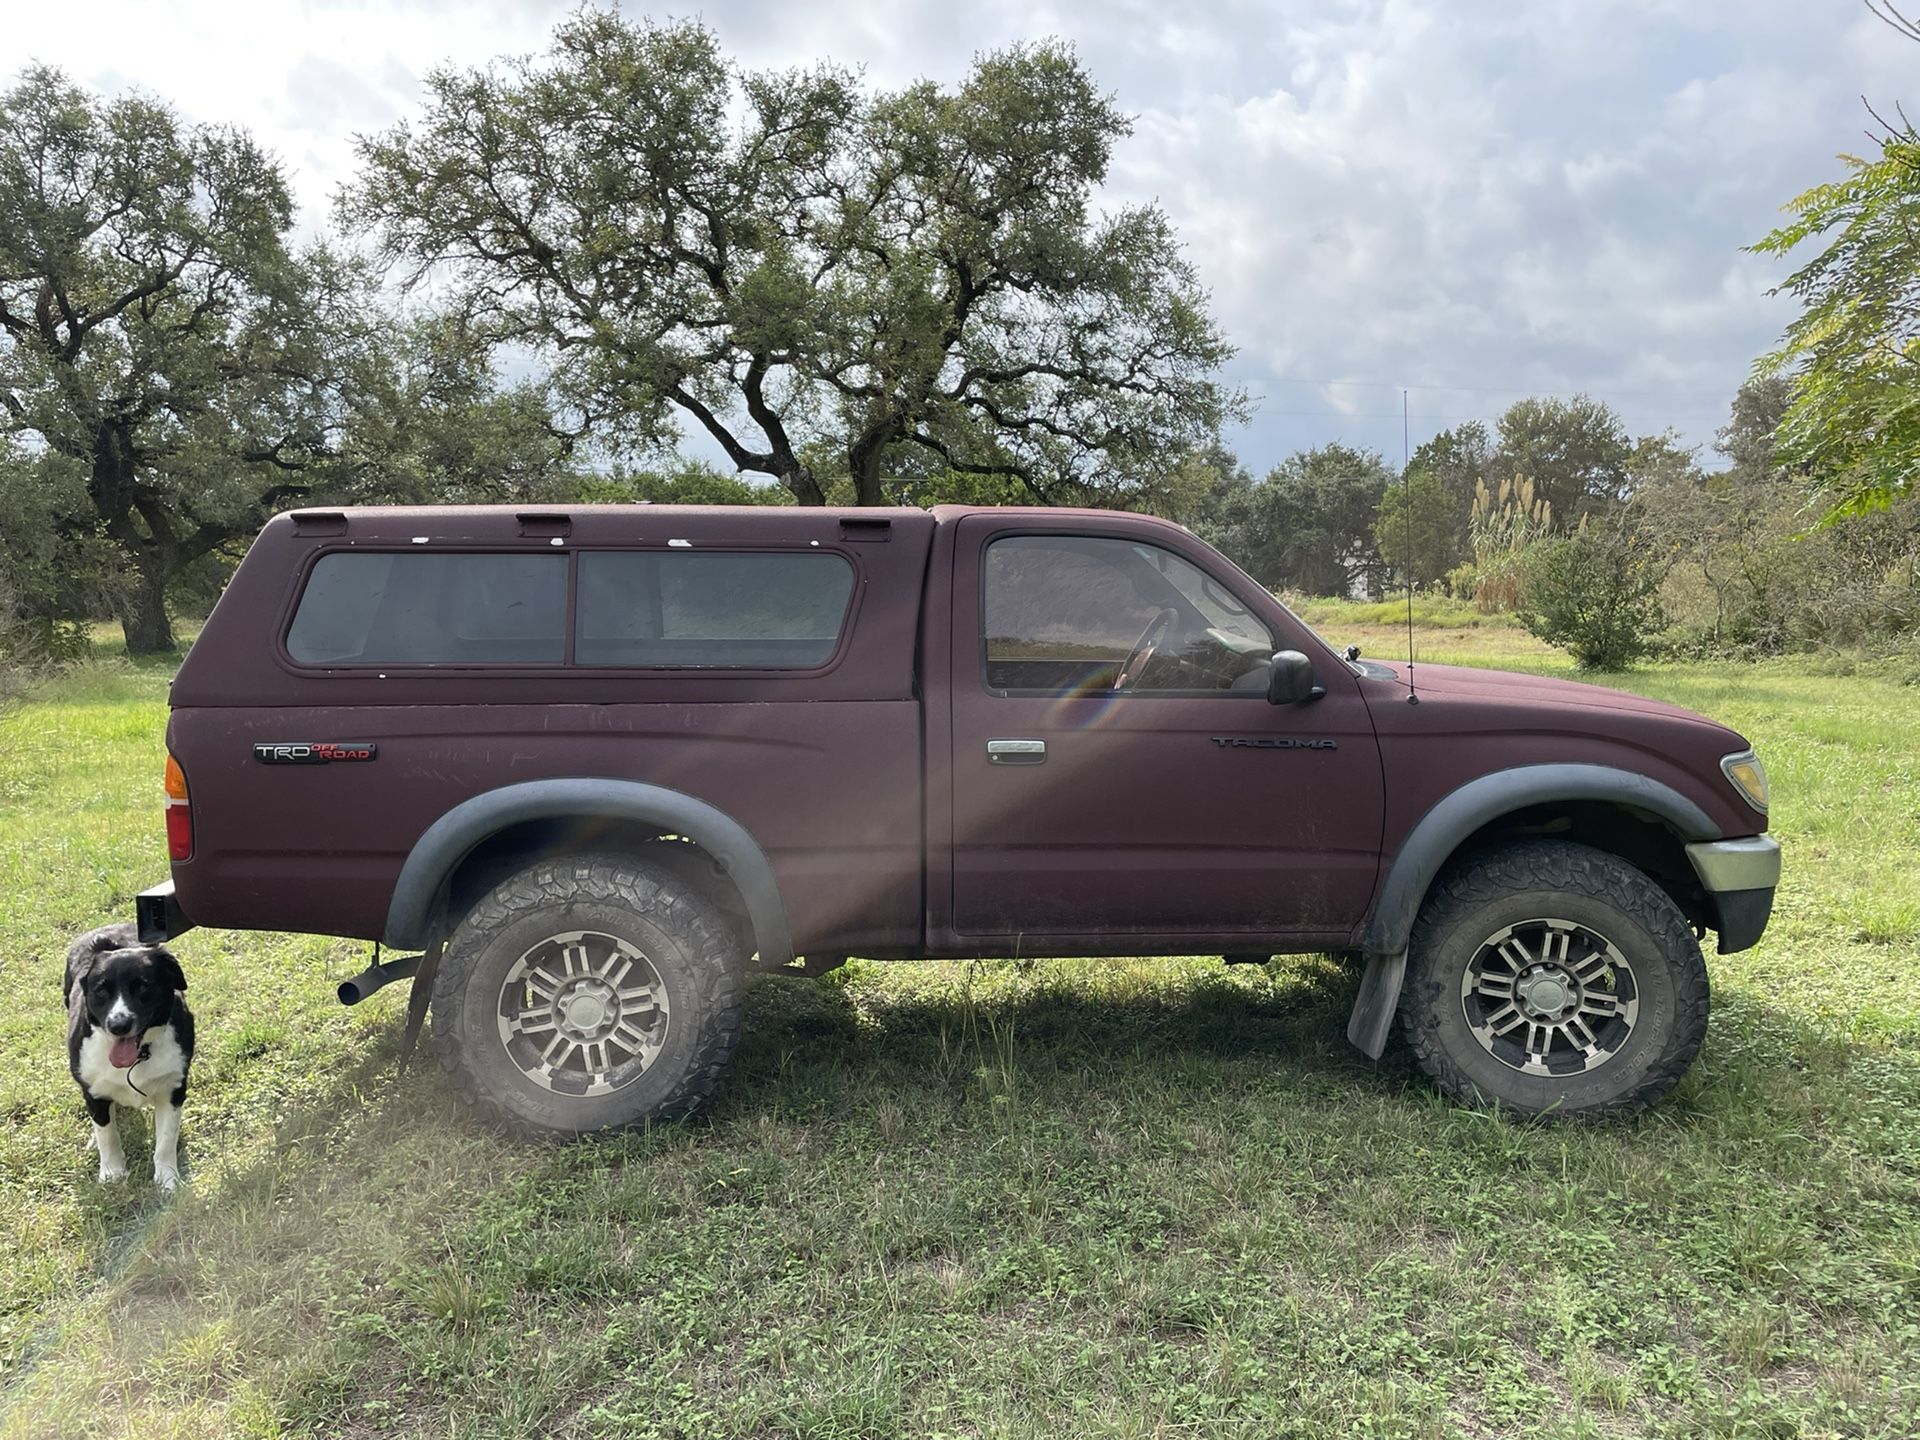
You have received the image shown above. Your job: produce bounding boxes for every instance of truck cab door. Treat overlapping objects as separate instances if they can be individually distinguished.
[942,515,1386,950]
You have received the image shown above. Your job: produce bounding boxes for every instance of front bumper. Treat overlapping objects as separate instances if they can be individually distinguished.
[136,879,195,945]
[1684,836,1780,954]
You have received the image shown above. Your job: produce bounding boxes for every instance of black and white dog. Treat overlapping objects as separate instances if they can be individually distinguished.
[64,923,194,1190]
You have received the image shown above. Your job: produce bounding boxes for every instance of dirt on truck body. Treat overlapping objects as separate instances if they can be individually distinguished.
[140,504,1779,1131]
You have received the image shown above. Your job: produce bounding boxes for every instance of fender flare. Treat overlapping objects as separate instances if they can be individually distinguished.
[1346,763,1721,1059]
[381,778,793,965]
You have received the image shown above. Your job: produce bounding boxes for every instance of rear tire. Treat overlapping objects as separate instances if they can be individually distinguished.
[430,852,745,1138]
[1399,840,1710,1118]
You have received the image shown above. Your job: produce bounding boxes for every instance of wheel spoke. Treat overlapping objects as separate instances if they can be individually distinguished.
[616,984,658,1008]
[1572,950,1611,984]
[526,970,559,1001]
[514,1007,556,1035]
[1494,937,1532,971]
[612,1019,653,1054]
[1565,1015,1598,1049]
[583,1040,610,1077]
[1525,1022,1554,1058]
[1579,991,1618,1017]
[1482,1002,1526,1035]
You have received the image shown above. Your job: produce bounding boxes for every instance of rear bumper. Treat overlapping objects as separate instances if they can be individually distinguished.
[136,879,195,945]
[1685,836,1780,954]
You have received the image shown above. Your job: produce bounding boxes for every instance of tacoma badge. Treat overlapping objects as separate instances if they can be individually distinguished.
[1210,736,1337,750]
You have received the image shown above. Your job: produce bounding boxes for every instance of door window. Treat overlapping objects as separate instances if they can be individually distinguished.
[982,535,1274,695]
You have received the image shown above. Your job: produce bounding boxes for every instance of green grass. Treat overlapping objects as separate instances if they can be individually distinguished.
[2,626,1917,1439]
[1285,593,1491,631]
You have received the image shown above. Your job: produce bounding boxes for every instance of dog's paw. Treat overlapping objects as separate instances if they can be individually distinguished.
[153,1165,182,1193]
[98,1160,128,1185]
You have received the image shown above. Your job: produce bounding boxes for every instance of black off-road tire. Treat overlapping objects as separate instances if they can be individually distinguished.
[430,852,745,1138]
[1399,840,1710,1119]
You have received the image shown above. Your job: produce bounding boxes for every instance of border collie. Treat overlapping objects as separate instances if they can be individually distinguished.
[64,922,194,1190]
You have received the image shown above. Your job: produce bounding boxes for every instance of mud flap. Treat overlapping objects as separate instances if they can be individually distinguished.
[399,939,444,1070]
[1346,949,1406,1060]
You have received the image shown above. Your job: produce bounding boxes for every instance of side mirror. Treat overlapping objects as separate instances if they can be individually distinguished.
[1266,649,1323,705]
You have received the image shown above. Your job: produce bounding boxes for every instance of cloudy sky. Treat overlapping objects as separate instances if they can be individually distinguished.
[11,0,1910,473]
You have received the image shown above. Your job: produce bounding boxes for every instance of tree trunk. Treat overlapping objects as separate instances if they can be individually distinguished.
[779,462,826,506]
[117,551,176,654]
[86,424,178,653]
[849,426,891,507]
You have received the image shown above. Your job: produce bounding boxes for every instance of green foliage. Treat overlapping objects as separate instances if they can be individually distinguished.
[1373,469,1456,588]
[0,67,364,652]
[1124,442,1251,528]
[1492,394,1633,524]
[578,462,786,506]
[1397,400,1633,585]
[0,569,87,683]
[1285,591,1486,629]
[343,12,1242,508]
[1193,443,1394,595]
[1515,516,1667,669]
[1753,118,1920,516]
[1403,419,1493,574]
[341,314,577,506]
[0,69,580,653]
[0,438,116,637]
[1640,380,1920,657]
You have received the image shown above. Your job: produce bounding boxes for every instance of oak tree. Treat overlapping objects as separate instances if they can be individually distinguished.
[344,11,1241,508]
[0,67,354,651]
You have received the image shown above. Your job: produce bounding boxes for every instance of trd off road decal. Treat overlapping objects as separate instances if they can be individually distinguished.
[1209,736,1338,750]
[252,742,378,764]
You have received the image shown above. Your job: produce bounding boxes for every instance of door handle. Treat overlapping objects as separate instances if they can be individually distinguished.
[987,738,1047,765]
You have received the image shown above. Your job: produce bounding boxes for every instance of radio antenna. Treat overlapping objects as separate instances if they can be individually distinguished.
[1403,388,1418,704]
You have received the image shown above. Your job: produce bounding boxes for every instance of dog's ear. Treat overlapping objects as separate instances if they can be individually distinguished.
[153,946,186,995]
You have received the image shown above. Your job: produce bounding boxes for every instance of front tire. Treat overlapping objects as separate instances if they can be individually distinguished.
[430,852,745,1138]
[1399,840,1710,1118]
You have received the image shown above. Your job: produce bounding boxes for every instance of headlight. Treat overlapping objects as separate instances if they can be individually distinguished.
[1721,750,1769,815]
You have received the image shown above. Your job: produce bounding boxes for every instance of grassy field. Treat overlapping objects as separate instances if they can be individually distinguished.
[1,622,1916,1439]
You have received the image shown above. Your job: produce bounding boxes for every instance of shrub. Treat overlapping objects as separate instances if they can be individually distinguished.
[1442,562,1480,600]
[0,568,89,700]
[1515,520,1667,670]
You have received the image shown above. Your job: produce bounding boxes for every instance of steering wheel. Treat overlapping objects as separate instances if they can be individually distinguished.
[1112,608,1176,692]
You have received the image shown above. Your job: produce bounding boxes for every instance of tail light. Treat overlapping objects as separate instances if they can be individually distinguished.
[164,753,192,861]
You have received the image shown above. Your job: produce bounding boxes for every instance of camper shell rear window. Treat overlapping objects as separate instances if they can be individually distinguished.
[284,548,856,670]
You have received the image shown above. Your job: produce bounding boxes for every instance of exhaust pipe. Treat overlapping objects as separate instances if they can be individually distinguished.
[337,952,422,1006]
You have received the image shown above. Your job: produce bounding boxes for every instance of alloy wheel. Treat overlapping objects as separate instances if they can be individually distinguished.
[1458,917,1640,1077]
[495,930,670,1096]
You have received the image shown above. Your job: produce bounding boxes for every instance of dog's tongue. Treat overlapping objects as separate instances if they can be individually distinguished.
[109,1035,141,1068]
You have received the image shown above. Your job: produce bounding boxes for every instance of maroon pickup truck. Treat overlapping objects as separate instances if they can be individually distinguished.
[139,504,1778,1132]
